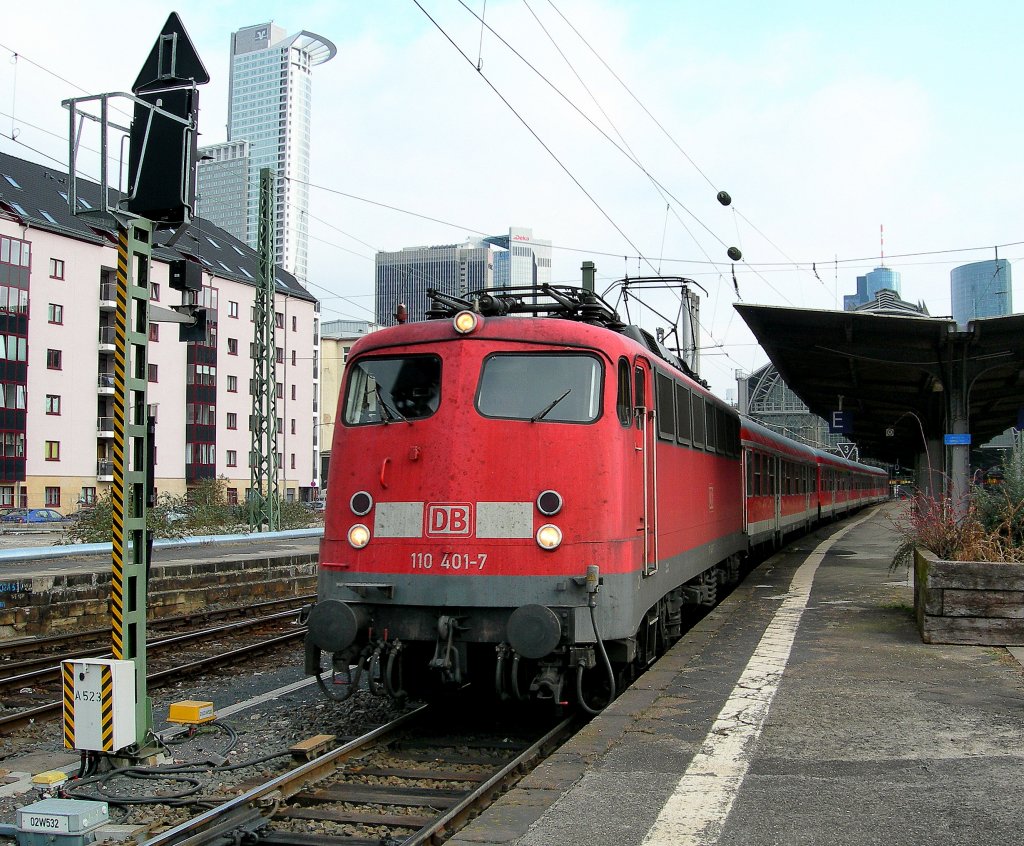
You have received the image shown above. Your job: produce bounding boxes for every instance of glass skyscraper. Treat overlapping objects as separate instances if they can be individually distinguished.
[198,22,335,285]
[951,259,1012,326]
[375,228,552,325]
[375,241,496,325]
[843,266,902,310]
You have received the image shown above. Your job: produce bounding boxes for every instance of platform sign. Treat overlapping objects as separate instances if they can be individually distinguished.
[829,410,853,434]
[943,434,972,446]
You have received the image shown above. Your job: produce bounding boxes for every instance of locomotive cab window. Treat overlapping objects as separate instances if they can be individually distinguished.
[477,353,602,423]
[343,355,441,425]
[616,358,632,427]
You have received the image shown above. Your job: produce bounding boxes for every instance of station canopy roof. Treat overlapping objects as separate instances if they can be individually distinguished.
[734,304,1024,465]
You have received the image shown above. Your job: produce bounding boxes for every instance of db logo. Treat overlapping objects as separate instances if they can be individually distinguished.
[425,503,473,537]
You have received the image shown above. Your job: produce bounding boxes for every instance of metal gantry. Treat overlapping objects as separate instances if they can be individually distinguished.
[249,167,281,530]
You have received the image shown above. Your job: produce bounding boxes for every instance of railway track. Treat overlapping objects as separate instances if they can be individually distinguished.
[0,608,311,735]
[0,594,314,666]
[135,705,578,846]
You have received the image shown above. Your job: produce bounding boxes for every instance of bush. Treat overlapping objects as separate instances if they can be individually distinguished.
[63,477,323,544]
[891,440,1024,567]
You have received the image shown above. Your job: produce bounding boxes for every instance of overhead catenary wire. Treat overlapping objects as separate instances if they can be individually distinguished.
[412,0,661,278]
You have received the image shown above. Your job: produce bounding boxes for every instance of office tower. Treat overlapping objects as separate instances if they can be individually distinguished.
[951,259,1012,326]
[198,22,336,285]
[375,240,496,325]
[196,140,248,242]
[483,227,552,287]
[843,266,902,311]
[375,227,552,325]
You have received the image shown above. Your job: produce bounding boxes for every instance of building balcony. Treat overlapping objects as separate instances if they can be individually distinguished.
[98,373,115,395]
[98,326,116,351]
[99,283,117,309]
[97,416,114,437]
[97,460,113,481]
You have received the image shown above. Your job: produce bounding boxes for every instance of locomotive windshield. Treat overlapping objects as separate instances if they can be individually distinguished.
[476,353,602,423]
[343,355,441,425]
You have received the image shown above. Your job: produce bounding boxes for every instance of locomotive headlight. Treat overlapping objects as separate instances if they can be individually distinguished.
[350,491,373,516]
[536,489,563,516]
[453,311,481,334]
[347,524,371,548]
[536,523,562,550]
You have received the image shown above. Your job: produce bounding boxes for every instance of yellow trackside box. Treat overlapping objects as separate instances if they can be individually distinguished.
[167,700,216,725]
[61,659,136,752]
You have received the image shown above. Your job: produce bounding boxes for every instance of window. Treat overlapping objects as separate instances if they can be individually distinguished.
[291,350,296,366]
[149,323,159,342]
[0,431,24,456]
[45,395,61,415]
[45,486,60,507]
[291,384,296,400]
[655,371,675,441]
[615,359,632,427]
[148,403,159,423]
[227,412,238,429]
[47,303,63,324]
[691,394,706,447]
[0,485,12,507]
[275,312,285,329]
[276,347,284,364]
[148,364,158,382]
[675,382,692,444]
[290,418,296,435]
[150,283,160,302]
[49,258,64,279]
[227,338,238,355]
[290,453,296,469]
[476,354,600,424]
[46,349,62,370]
[226,487,238,505]
[0,385,26,409]
[276,383,283,399]
[292,315,297,331]
[226,450,237,467]
[45,441,60,461]
[0,335,27,362]
[81,487,97,506]
[227,375,238,393]
[229,300,239,318]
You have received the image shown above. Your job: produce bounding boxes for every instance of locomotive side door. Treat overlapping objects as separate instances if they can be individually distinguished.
[633,357,657,576]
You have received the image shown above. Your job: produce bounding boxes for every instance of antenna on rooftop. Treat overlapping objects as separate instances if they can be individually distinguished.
[880,224,885,266]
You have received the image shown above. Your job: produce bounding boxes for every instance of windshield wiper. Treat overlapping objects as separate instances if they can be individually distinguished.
[374,385,410,425]
[530,388,572,422]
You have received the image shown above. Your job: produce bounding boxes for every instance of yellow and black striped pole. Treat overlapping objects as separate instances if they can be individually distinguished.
[110,220,154,749]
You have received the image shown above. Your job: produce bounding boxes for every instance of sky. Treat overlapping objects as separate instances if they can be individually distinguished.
[1,1,1021,400]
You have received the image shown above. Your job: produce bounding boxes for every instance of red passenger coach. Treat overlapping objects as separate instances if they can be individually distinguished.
[303,284,888,711]
[741,419,819,547]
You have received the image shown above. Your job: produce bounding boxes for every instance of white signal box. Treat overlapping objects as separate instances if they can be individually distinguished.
[62,659,136,752]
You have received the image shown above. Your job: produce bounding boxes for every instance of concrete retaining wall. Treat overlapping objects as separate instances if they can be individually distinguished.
[0,553,318,638]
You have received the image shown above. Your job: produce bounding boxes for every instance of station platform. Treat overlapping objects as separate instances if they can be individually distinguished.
[450,504,1024,846]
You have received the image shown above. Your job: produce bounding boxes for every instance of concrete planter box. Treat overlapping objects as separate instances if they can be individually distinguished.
[915,548,1024,645]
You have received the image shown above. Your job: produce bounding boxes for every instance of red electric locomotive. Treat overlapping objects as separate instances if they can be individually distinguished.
[305,285,747,710]
[303,284,888,710]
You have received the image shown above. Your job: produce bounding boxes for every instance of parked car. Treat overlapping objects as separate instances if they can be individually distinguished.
[1,508,67,524]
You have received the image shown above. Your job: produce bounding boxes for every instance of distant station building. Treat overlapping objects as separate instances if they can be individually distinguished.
[375,227,551,325]
[198,22,336,286]
[318,319,379,481]
[951,259,1012,326]
[736,364,843,452]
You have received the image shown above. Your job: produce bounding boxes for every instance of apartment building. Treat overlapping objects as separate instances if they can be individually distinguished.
[0,150,321,511]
